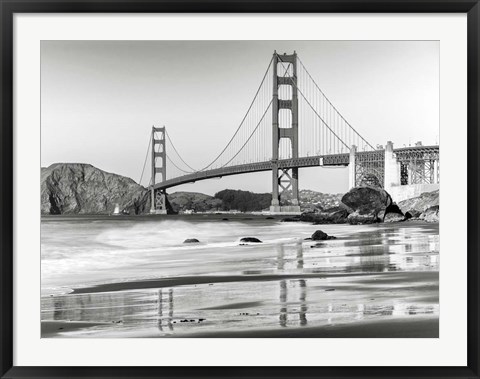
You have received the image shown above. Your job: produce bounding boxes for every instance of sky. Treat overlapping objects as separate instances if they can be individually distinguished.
[41,40,439,195]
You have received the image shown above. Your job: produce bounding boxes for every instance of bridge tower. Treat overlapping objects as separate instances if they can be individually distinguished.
[150,126,168,214]
[270,52,301,214]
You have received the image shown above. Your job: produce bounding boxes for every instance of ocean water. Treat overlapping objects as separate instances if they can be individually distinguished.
[41,214,439,337]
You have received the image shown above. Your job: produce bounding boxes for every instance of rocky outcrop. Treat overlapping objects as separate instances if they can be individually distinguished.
[41,163,151,215]
[398,190,439,218]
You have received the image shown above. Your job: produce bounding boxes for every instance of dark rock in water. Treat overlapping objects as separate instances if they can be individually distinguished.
[222,218,229,221]
[383,212,405,223]
[239,237,262,243]
[183,238,200,243]
[265,216,275,220]
[420,205,439,223]
[311,230,336,241]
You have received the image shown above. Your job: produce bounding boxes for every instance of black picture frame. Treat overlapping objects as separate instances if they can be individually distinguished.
[1,1,479,378]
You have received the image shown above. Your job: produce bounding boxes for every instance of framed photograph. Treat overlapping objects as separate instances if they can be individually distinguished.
[1,1,479,378]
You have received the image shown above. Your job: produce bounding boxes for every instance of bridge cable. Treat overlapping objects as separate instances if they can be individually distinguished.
[138,133,152,186]
[165,153,195,174]
[219,100,273,168]
[276,54,350,152]
[165,129,197,172]
[197,56,274,171]
[297,56,375,151]
[219,56,292,167]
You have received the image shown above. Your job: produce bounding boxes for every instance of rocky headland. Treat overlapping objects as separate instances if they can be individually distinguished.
[41,163,151,215]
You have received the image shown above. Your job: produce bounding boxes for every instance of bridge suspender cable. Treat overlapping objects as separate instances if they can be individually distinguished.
[197,56,274,171]
[165,129,197,172]
[218,55,296,167]
[218,100,273,168]
[296,55,376,151]
[276,54,349,151]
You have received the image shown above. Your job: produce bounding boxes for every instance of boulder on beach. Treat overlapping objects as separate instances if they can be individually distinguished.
[183,238,200,243]
[311,230,336,241]
[239,237,262,243]
[341,186,392,215]
[420,205,439,223]
[341,186,404,224]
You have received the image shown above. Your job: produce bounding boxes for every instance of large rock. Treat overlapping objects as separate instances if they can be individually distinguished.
[41,163,152,215]
[341,186,392,215]
[341,186,393,224]
[420,205,439,223]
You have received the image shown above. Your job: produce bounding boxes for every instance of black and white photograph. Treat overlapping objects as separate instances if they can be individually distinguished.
[40,40,440,338]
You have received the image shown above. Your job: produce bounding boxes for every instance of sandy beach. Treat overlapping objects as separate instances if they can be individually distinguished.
[41,217,439,338]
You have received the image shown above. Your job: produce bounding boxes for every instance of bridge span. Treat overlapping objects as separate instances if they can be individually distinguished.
[145,51,439,214]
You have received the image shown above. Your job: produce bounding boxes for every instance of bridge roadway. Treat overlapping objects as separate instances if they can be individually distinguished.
[154,154,350,190]
[154,145,439,191]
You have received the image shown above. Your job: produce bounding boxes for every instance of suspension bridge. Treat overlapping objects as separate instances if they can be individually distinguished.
[141,51,439,214]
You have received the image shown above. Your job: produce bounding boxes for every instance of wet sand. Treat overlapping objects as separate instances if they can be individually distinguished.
[41,219,439,338]
[42,321,111,337]
[72,271,428,295]
[173,317,439,338]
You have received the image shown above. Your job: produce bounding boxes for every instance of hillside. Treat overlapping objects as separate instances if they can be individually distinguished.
[168,192,222,213]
